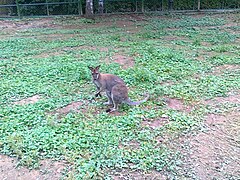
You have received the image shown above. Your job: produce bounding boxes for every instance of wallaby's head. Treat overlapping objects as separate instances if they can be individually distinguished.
[88,65,100,80]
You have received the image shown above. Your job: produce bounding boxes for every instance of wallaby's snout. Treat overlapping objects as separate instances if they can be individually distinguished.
[92,73,99,80]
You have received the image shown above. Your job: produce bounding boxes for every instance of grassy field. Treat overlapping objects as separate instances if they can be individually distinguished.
[0,13,239,179]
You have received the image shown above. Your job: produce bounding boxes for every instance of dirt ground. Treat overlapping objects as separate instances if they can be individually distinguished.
[189,111,240,179]
[1,14,240,179]
[0,155,66,180]
[187,95,240,179]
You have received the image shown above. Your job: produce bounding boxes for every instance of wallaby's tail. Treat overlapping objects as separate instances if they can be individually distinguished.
[124,93,149,106]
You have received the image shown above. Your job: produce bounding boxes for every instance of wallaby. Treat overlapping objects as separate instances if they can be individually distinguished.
[88,65,149,112]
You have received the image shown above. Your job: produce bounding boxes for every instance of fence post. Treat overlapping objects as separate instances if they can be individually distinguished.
[15,0,21,18]
[141,0,144,12]
[78,0,83,15]
[198,0,200,11]
[46,0,49,16]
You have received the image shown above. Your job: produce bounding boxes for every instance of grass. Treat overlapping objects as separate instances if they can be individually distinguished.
[0,13,239,179]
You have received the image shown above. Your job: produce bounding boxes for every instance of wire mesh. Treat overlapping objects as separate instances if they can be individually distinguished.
[0,0,239,17]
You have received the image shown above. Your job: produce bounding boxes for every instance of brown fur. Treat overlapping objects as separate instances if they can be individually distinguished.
[88,65,149,112]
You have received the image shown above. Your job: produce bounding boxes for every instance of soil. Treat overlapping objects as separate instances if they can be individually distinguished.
[165,97,193,113]
[108,169,167,180]
[184,92,240,180]
[0,18,56,38]
[13,95,41,105]
[188,110,240,180]
[0,155,66,180]
[204,93,240,106]
[141,117,169,129]
[211,64,240,76]
[111,54,135,69]
[50,101,85,118]
[105,54,134,69]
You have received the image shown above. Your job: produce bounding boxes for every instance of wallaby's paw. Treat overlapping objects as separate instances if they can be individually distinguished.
[106,108,111,113]
[106,108,116,113]
[95,92,102,97]
[103,101,113,105]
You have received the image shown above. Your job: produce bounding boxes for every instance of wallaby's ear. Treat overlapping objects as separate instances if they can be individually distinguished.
[96,65,101,70]
[88,66,93,71]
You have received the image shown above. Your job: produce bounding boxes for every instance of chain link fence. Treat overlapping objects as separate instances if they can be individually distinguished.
[0,0,239,17]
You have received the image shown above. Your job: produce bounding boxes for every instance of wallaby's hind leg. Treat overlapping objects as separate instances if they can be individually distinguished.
[103,91,113,105]
[106,84,128,113]
[106,93,119,112]
[106,101,118,112]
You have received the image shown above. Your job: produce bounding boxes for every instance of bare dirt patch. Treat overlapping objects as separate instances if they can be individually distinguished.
[33,50,65,59]
[50,101,85,118]
[13,95,41,105]
[106,54,135,69]
[18,18,56,30]
[211,64,240,76]
[162,35,190,42]
[221,22,239,34]
[108,169,167,180]
[115,19,136,28]
[64,45,109,52]
[0,18,56,36]
[189,111,240,179]
[204,93,240,106]
[142,116,169,129]
[179,90,240,179]
[37,33,76,41]
[108,111,126,116]
[0,155,66,180]
[165,97,193,113]
[119,140,140,150]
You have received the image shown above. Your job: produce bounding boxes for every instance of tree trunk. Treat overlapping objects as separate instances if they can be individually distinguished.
[86,0,93,15]
[98,0,104,14]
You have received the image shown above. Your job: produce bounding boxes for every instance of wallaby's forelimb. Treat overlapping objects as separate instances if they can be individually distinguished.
[95,86,104,97]
[94,86,102,97]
